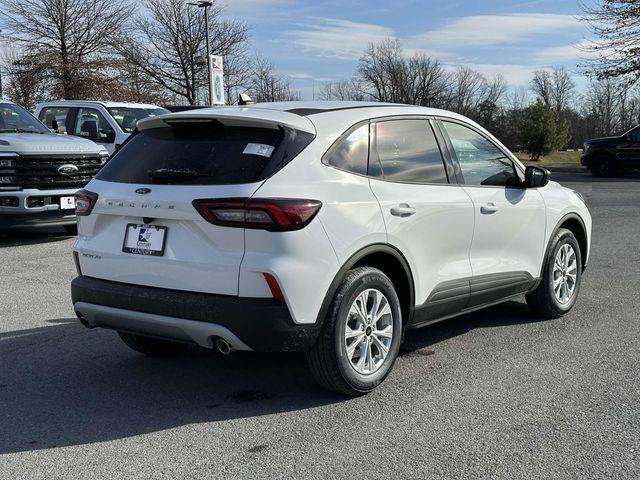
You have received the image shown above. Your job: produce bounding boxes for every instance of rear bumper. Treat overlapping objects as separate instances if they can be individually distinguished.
[71,276,320,352]
[0,210,77,229]
[0,188,78,229]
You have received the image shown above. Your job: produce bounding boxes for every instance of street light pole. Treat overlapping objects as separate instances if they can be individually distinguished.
[188,1,214,106]
[0,29,3,99]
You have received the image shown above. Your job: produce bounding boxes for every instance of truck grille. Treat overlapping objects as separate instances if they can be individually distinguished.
[15,154,106,190]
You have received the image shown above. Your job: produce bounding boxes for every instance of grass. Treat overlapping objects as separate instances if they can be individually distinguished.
[514,150,583,168]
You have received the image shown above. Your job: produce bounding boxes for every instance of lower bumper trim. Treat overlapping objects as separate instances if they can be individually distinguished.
[74,302,252,351]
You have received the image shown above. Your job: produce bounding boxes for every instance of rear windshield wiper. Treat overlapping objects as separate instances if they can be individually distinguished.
[148,168,216,181]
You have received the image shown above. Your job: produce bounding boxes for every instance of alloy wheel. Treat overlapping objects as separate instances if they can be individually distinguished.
[344,288,394,375]
[553,243,578,304]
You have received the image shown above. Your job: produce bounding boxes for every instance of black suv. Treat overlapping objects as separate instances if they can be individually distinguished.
[582,126,640,176]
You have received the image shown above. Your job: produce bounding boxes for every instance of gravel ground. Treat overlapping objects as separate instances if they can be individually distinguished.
[0,172,638,479]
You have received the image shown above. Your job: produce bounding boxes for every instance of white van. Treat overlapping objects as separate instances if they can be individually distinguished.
[34,101,169,155]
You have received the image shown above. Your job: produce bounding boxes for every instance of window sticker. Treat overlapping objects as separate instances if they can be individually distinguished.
[243,143,275,158]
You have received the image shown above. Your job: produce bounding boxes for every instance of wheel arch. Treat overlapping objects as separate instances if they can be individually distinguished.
[547,213,589,272]
[315,244,415,328]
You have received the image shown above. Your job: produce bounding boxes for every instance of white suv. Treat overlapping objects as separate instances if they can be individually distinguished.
[70,102,592,395]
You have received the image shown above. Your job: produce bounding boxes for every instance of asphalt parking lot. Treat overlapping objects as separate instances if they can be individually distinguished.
[0,172,638,479]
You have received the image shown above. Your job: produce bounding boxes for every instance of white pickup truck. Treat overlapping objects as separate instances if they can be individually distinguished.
[34,101,169,155]
[0,100,109,231]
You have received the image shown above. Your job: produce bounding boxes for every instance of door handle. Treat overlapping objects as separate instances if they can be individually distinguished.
[480,202,499,214]
[390,204,416,217]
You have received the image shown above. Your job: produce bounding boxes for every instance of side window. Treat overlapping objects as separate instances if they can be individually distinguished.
[442,121,520,187]
[73,108,115,144]
[630,127,640,143]
[324,123,369,175]
[39,107,71,134]
[370,119,448,184]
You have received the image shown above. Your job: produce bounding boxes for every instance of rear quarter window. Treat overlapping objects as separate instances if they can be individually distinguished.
[96,120,314,185]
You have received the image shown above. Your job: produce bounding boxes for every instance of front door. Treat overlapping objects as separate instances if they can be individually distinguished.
[439,120,546,308]
[616,126,640,168]
[73,108,117,154]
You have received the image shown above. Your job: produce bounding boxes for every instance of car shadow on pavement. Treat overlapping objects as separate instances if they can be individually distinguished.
[0,301,540,454]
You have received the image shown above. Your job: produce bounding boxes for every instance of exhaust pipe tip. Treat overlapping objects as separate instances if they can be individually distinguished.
[215,338,232,355]
[75,311,93,329]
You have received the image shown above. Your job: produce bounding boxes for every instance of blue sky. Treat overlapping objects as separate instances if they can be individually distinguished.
[223,0,593,98]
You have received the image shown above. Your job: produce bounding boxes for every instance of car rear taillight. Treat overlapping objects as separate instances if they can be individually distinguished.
[75,189,98,216]
[193,198,322,232]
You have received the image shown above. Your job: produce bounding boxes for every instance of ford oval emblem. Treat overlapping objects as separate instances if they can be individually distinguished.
[57,164,79,176]
[135,188,152,195]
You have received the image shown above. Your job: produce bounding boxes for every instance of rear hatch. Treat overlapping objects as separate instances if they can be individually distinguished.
[76,110,315,295]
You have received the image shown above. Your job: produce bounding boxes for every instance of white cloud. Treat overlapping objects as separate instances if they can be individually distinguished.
[285,18,394,60]
[412,13,581,47]
[286,72,313,79]
[446,63,548,86]
[222,0,296,13]
[534,39,598,64]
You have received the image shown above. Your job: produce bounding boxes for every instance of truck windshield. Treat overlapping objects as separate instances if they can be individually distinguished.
[0,103,50,134]
[107,107,170,133]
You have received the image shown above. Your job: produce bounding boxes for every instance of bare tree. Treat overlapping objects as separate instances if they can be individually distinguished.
[245,56,301,103]
[531,68,575,113]
[531,70,553,107]
[446,66,488,115]
[116,0,249,105]
[0,49,50,109]
[357,39,449,106]
[508,87,531,111]
[582,78,640,136]
[0,0,134,99]
[581,0,640,84]
[318,80,368,101]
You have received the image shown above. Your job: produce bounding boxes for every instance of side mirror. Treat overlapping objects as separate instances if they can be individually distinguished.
[525,166,550,188]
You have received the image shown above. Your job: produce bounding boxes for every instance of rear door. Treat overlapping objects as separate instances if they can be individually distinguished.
[367,117,475,324]
[75,117,314,295]
[438,119,546,307]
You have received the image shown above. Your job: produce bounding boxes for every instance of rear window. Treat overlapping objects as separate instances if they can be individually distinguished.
[96,120,314,185]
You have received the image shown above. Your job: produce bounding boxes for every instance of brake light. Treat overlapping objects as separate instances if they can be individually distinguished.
[193,198,322,232]
[75,189,98,216]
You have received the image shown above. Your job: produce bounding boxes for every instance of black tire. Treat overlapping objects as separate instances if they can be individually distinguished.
[307,267,403,396]
[591,154,617,177]
[526,228,582,319]
[63,224,78,235]
[118,332,188,356]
